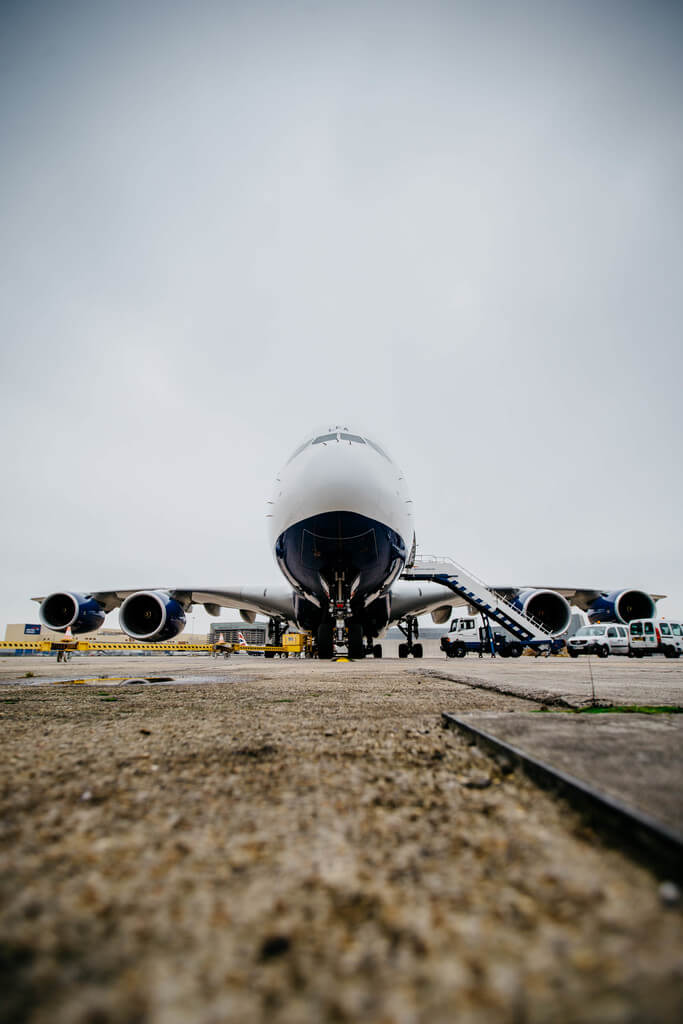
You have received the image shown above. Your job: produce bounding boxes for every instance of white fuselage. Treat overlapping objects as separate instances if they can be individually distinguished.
[268,431,414,559]
[267,430,415,625]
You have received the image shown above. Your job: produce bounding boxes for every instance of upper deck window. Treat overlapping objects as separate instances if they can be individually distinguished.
[339,433,365,444]
[312,433,338,445]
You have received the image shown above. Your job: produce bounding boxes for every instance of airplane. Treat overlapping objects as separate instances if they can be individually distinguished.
[34,426,661,660]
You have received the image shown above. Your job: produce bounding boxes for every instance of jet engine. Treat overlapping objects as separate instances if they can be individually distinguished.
[39,592,105,634]
[119,590,186,642]
[510,589,571,635]
[587,589,655,624]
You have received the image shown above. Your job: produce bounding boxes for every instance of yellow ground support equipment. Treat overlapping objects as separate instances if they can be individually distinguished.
[1,633,314,658]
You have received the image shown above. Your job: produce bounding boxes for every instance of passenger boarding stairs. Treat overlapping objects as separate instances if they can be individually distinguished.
[401,555,555,645]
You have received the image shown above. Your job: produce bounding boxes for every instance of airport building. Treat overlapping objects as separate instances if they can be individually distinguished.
[209,621,267,645]
[4,624,210,645]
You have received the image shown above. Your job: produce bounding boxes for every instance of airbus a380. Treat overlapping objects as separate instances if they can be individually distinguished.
[35,427,660,659]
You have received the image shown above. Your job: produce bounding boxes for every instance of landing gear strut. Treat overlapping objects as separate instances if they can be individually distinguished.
[265,616,287,658]
[398,615,423,658]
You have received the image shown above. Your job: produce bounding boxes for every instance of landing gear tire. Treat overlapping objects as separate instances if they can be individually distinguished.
[398,643,409,659]
[412,643,423,659]
[373,644,382,659]
[317,623,334,660]
[597,644,609,658]
[508,643,523,659]
[348,624,364,660]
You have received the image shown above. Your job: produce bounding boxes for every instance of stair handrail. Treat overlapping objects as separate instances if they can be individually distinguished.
[403,555,554,638]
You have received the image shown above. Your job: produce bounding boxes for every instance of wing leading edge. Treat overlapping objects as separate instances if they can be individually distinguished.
[32,586,296,623]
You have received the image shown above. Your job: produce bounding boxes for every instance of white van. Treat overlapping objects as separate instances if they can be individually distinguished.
[567,624,629,658]
[628,619,683,658]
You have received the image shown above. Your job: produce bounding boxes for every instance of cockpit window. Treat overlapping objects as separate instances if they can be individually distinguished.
[365,438,389,460]
[312,432,338,445]
[339,433,365,444]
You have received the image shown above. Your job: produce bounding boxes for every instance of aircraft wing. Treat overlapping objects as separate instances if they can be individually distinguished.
[493,587,666,611]
[32,586,297,623]
[389,581,469,624]
[389,581,666,627]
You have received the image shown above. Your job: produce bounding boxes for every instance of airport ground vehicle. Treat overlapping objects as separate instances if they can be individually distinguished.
[440,616,563,658]
[567,623,629,658]
[628,619,683,658]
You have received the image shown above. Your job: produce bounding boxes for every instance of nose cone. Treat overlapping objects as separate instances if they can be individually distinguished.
[269,432,413,552]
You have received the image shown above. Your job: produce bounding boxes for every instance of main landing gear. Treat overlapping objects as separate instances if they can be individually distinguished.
[265,616,287,658]
[316,623,382,659]
[398,615,423,659]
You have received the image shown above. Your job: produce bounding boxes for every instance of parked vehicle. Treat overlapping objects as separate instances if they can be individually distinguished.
[567,623,629,658]
[629,619,682,658]
[440,615,563,658]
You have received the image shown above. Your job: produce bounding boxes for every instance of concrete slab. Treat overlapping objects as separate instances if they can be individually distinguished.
[448,710,683,839]
[431,655,683,707]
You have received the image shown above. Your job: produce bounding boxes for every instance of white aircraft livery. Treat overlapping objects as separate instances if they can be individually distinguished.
[35,426,660,659]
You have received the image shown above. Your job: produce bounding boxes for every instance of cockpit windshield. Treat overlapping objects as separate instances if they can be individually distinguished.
[287,429,389,463]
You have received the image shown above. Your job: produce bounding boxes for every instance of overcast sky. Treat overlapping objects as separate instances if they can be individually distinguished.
[1,0,682,633]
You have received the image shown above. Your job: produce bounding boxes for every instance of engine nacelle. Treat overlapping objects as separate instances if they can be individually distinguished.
[587,589,656,624]
[39,592,105,634]
[511,589,571,635]
[119,590,186,642]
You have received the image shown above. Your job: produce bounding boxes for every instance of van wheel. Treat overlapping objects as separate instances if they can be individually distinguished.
[597,645,609,658]
[665,646,679,659]
[568,650,579,658]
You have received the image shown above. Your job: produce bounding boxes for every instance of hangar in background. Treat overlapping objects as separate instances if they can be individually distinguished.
[209,621,267,645]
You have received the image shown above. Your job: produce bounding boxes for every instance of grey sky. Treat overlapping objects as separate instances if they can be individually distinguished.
[1,0,682,632]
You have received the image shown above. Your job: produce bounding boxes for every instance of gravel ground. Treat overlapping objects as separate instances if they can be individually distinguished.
[1,665,682,1024]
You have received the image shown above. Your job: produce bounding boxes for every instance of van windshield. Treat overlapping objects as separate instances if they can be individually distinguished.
[575,626,607,637]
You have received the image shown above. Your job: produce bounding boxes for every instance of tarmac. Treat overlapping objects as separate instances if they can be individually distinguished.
[2,649,682,841]
[1,651,682,1022]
